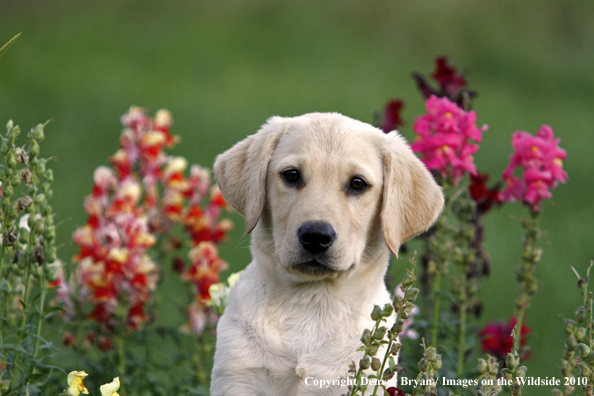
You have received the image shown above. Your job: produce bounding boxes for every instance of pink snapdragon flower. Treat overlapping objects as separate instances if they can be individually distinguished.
[499,125,567,212]
[411,95,488,185]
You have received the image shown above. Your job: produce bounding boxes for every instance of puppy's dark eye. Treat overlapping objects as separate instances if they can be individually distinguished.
[348,177,367,192]
[282,169,301,184]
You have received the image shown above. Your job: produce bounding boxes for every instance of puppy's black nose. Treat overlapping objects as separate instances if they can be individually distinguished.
[298,221,336,254]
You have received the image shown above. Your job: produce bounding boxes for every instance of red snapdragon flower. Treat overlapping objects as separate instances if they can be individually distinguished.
[72,107,232,336]
[386,388,405,396]
[380,99,405,133]
[411,95,488,185]
[431,56,467,99]
[479,317,531,361]
[469,173,501,215]
[412,56,475,107]
[499,125,567,212]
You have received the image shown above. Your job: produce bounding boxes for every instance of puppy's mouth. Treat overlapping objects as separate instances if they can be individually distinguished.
[288,260,355,276]
[289,259,337,276]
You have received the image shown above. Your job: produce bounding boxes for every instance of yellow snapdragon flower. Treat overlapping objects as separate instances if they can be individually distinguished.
[67,371,89,396]
[100,376,121,396]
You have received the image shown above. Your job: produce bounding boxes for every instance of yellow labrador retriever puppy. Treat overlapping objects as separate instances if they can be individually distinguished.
[211,113,443,396]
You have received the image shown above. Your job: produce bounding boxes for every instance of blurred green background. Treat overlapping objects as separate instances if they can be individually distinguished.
[1,0,593,394]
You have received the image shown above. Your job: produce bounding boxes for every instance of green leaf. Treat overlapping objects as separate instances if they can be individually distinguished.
[389,356,396,372]
[0,33,21,58]
[0,343,29,354]
[42,305,65,318]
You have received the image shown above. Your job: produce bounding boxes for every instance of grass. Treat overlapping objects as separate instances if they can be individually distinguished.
[1,0,593,394]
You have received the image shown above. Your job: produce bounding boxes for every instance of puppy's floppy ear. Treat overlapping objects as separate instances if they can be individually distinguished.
[214,116,288,233]
[381,131,444,256]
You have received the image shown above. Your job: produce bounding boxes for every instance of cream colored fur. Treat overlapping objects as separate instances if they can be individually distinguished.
[211,113,443,396]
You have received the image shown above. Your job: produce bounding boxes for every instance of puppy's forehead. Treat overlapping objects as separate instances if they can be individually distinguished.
[273,113,384,164]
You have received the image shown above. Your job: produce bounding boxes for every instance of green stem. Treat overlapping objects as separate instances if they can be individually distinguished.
[118,334,126,377]
[349,319,382,396]
[0,244,8,334]
[32,270,47,364]
[431,271,441,347]
[456,279,468,378]
[372,334,395,396]
[0,244,6,281]
[16,255,32,342]
[515,306,525,351]
[586,290,594,348]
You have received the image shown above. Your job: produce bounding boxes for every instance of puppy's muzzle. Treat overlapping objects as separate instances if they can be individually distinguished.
[297,221,336,254]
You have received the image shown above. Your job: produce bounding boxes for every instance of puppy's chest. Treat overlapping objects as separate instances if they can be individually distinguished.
[265,299,365,363]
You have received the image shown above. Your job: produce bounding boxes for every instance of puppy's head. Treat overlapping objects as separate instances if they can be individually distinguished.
[214,113,443,281]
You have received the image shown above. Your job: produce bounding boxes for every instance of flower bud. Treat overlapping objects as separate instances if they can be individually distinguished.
[515,365,527,378]
[578,343,591,359]
[18,228,29,244]
[46,246,57,263]
[527,279,538,295]
[393,294,403,307]
[579,362,591,377]
[359,356,371,370]
[506,353,517,370]
[361,329,372,345]
[565,319,576,335]
[392,318,404,334]
[6,151,16,169]
[44,262,58,282]
[3,183,13,197]
[382,367,396,381]
[563,345,575,360]
[405,287,420,302]
[33,219,44,235]
[44,169,53,182]
[426,347,437,361]
[371,305,383,321]
[382,303,394,317]
[371,357,381,371]
[477,358,487,373]
[9,172,20,187]
[41,203,52,217]
[576,327,587,342]
[501,368,512,380]
[34,159,46,176]
[576,306,588,324]
[373,326,387,340]
[29,140,40,157]
[368,342,380,356]
[418,357,427,371]
[567,336,578,351]
[390,342,401,356]
[401,303,414,319]
[32,124,45,141]
[34,193,45,205]
[402,272,414,288]
[7,132,16,145]
[0,140,8,156]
